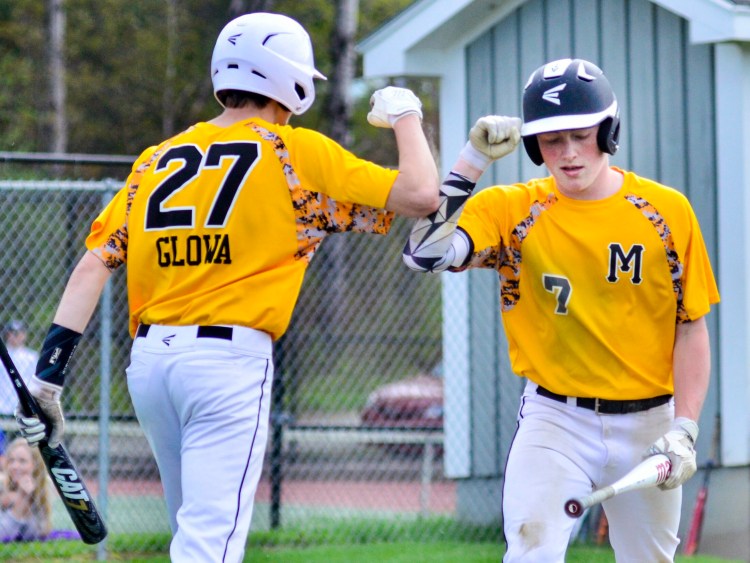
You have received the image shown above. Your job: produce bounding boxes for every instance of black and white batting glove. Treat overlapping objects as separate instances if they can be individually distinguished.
[367,86,423,128]
[16,378,63,447]
[458,115,522,171]
[647,417,699,490]
[14,402,47,446]
[21,376,66,448]
[16,323,82,449]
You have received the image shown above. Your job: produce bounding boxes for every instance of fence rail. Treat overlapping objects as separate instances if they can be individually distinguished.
[0,151,135,166]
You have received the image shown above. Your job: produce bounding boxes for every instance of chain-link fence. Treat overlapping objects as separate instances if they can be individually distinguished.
[0,168,501,560]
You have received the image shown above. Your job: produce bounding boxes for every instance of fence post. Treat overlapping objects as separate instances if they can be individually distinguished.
[269,344,286,529]
[96,186,116,561]
[420,439,435,517]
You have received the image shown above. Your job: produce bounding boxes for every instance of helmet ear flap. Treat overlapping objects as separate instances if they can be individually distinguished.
[523,136,544,166]
[597,115,620,156]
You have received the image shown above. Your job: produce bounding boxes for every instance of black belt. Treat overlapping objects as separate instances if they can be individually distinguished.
[536,385,671,414]
[136,324,233,341]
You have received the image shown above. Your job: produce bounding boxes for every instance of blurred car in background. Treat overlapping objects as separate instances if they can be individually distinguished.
[360,372,444,430]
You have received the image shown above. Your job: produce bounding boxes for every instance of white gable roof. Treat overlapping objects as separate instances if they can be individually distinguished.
[653,0,750,42]
[359,0,750,78]
[359,0,523,77]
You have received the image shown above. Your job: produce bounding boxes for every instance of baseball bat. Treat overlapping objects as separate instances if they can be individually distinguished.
[564,454,671,518]
[684,415,719,556]
[0,337,107,544]
[682,460,713,555]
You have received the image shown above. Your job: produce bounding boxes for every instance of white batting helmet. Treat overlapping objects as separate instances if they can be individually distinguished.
[211,12,326,115]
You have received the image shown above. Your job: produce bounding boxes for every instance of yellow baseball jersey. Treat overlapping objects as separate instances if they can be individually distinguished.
[455,168,719,399]
[86,118,398,340]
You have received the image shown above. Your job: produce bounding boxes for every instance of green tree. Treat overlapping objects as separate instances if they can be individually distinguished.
[0,1,48,152]
[1,0,423,161]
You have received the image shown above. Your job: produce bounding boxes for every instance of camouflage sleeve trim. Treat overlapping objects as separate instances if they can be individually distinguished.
[91,227,129,271]
[625,194,689,323]
[455,192,557,312]
[90,146,168,271]
[249,123,394,263]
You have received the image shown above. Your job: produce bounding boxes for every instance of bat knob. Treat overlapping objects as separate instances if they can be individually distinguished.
[564,499,584,518]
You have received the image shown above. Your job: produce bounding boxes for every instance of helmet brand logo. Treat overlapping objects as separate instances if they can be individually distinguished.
[542,84,566,105]
[228,33,241,45]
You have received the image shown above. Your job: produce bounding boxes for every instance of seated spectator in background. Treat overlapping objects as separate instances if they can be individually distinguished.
[3,320,38,382]
[0,321,39,467]
[0,437,52,541]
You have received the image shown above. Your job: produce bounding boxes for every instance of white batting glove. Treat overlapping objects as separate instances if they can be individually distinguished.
[17,375,65,448]
[14,408,46,445]
[367,86,423,128]
[646,417,699,490]
[458,116,522,171]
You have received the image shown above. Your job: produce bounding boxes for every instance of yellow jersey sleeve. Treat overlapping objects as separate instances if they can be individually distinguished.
[289,127,396,209]
[87,145,161,270]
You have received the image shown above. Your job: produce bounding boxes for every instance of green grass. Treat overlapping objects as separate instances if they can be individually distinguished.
[0,518,742,563]
[252,543,741,563]
[5,541,741,562]
[0,510,740,562]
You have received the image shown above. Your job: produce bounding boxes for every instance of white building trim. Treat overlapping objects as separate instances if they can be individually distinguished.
[715,42,750,465]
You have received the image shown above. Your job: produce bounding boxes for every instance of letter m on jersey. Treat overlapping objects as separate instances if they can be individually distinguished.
[607,243,644,284]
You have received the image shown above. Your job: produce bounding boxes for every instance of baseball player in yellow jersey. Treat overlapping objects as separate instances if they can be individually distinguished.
[403,58,719,562]
[14,12,439,562]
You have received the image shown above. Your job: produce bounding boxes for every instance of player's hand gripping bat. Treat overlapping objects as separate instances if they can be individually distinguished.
[564,454,672,518]
[0,337,107,544]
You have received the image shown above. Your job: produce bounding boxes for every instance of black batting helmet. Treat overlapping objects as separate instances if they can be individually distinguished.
[520,58,620,166]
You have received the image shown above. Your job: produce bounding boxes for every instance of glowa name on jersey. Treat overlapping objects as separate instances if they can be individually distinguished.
[156,234,232,266]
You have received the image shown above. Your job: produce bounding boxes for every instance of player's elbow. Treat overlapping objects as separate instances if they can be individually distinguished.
[416,188,441,216]
[386,179,441,217]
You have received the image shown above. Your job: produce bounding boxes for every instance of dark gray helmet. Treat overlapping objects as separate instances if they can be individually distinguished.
[521,58,620,165]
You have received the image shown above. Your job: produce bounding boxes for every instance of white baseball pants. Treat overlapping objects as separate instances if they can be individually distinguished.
[502,381,680,562]
[126,324,273,562]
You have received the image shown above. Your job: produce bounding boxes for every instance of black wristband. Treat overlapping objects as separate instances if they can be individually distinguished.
[35,323,83,387]
[447,170,475,185]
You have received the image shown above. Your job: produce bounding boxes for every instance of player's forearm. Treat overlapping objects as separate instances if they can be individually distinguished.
[452,156,486,183]
[402,165,476,273]
[385,115,440,217]
[52,251,113,333]
[672,316,711,421]
[402,115,523,272]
